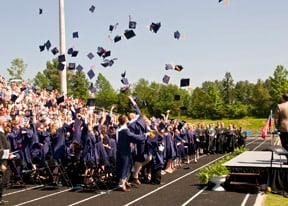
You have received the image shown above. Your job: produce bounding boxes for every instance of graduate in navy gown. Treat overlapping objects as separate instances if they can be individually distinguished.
[116,114,146,192]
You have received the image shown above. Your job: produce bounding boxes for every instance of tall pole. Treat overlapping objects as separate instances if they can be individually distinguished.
[59,0,67,95]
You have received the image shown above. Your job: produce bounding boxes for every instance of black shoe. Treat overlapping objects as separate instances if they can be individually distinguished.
[0,200,9,205]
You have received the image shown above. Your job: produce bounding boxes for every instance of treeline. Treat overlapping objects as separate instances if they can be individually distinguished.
[7,58,288,119]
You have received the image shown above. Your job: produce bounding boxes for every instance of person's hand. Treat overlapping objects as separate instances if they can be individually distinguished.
[166,110,170,114]
[9,153,15,160]
[21,130,27,134]
[1,164,7,172]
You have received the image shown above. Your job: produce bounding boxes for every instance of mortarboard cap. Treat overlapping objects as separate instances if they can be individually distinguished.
[87,69,95,80]
[162,75,170,84]
[180,78,190,87]
[39,45,45,52]
[87,98,96,106]
[101,59,114,67]
[165,64,174,70]
[73,32,79,38]
[150,22,161,33]
[97,47,105,57]
[121,71,126,78]
[47,86,53,91]
[11,94,18,102]
[51,47,59,55]
[45,100,53,108]
[89,83,96,93]
[39,8,43,15]
[20,87,26,92]
[56,96,64,104]
[175,65,183,72]
[114,35,121,43]
[89,5,95,13]
[180,106,187,111]
[219,0,223,2]
[174,95,180,101]
[71,50,78,57]
[45,40,51,50]
[109,25,114,32]
[124,30,136,39]
[177,121,185,130]
[76,64,83,72]
[57,63,65,71]
[103,51,111,58]
[58,54,66,63]
[121,77,129,85]
[68,63,76,70]
[133,96,138,102]
[87,52,94,60]
[174,30,181,40]
[129,21,137,29]
[67,48,74,55]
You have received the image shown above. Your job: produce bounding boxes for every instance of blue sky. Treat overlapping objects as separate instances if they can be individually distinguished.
[1,0,288,90]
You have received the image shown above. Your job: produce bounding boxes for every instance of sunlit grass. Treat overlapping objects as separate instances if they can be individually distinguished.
[265,193,288,206]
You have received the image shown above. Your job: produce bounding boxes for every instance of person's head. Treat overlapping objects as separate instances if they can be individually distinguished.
[118,114,128,126]
[282,93,288,102]
[0,116,7,129]
[128,112,136,121]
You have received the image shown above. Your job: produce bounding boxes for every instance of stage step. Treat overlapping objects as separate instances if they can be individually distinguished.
[231,173,260,176]
[230,181,259,186]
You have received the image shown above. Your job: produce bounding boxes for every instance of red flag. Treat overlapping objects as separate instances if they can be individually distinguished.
[261,114,272,140]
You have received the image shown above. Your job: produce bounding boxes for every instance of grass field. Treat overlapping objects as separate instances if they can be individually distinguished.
[176,117,267,133]
[265,193,288,206]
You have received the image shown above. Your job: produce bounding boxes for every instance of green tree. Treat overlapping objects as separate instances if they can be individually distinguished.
[250,79,272,117]
[7,58,27,80]
[190,87,212,119]
[95,73,117,108]
[69,71,90,102]
[33,72,49,89]
[221,72,235,105]
[269,65,288,106]
[234,80,254,105]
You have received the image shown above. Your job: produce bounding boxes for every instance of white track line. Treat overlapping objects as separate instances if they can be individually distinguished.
[68,188,118,206]
[241,193,250,206]
[123,155,226,206]
[252,139,266,151]
[181,186,208,206]
[13,188,71,206]
[124,137,263,206]
[3,185,44,197]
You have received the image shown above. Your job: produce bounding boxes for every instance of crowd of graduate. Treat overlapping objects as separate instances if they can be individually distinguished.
[0,75,247,192]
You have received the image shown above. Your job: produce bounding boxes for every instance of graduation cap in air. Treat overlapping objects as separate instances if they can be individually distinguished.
[121,77,129,85]
[89,83,96,93]
[87,98,96,106]
[162,75,170,84]
[89,5,95,13]
[67,48,74,55]
[68,63,76,70]
[39,45,45,52]
[57,63,65,71]
[51,47,59,55]
[109,25,114,32]
[114,35,121,43]
[58,54,66,63]
[45,40,51,50]
[133,96,138,102]
[45,99,53,108]
[124,30,136,39]
[165,64,174,70]
[121,71,126,78]
[71,50,78,57]
[174,95,180,101]
[11,94,18,102]
[47,86,53,91]
[149,22,161,33]
[87,69,95,80]
[180,78,190,87]
[219,0,223,2]
[39,8,43,15]
[174,30,181,40]
[101,59,116,67]
[56,96,65,104]
[87,52,94,60]
[76,64,83,72]
[97,47,105,57]
[175,65,183,72]
[72,32,79,38]
[129,21,137,29]
[103,50,111,58]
